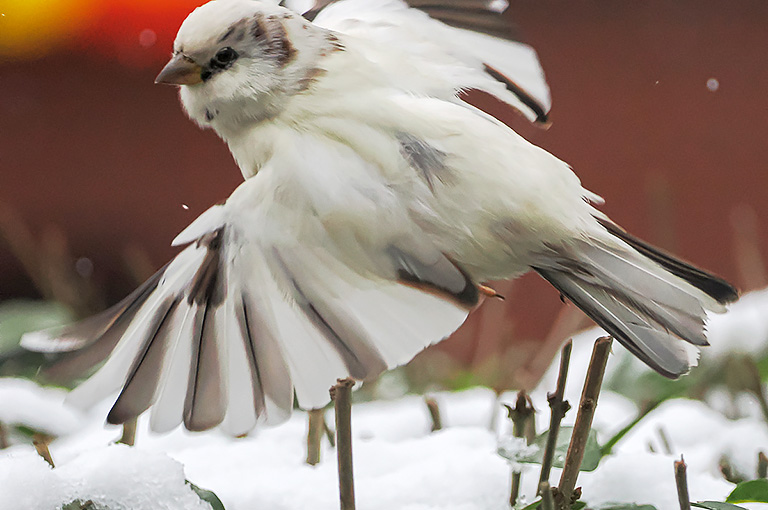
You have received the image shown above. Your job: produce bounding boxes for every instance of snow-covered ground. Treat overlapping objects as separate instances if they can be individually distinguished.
[1,288,768,510]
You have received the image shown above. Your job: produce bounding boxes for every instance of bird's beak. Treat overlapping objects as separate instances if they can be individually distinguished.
[155,54,204,85]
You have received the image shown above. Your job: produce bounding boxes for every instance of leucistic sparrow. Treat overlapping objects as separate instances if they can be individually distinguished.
[23,0,737,435]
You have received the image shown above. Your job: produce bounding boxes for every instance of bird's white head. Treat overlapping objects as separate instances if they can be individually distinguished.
[156,0,342,134]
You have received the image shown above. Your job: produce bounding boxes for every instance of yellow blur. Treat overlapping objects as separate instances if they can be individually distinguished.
[0,0,100,58]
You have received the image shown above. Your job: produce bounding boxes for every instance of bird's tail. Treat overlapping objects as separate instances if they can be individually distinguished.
[534,219,738,378]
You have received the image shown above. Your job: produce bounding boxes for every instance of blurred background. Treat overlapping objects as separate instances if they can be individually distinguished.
[1,0,767,390]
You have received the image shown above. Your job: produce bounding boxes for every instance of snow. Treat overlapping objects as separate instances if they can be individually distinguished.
[0,288,766,510]
[0,378,84,436]
[0,446,210,510]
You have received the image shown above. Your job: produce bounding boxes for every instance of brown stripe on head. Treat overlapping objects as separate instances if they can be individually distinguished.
[250,13,297,67]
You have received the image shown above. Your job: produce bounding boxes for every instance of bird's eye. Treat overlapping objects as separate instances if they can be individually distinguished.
[212,47,238,67]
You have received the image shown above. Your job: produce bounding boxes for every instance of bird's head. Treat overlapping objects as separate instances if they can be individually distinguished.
[156,0,339,132]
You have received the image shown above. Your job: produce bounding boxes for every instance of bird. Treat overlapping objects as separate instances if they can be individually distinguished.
[23,0,737,435]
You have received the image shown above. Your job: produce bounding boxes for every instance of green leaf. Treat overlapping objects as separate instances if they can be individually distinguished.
[693,502,749,510]
[187,481,226,510]
[520,500,585,510]
[61,501,105,510]
[503,426,602,472]
[0,300,74,352]
[598,505,656,510]
[726,478,768,503]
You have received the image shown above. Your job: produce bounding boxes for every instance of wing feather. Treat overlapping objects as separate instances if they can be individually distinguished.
[22,134,474,432]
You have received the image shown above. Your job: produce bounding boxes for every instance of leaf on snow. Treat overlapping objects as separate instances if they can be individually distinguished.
[505,425,603,472]
[726,478,768,503]
[598,505,657,510]
[187,480,226,510]
[692,502,749,510]
[521,500,586,510]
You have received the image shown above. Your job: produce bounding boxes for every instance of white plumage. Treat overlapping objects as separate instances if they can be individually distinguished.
[23,0,736,433]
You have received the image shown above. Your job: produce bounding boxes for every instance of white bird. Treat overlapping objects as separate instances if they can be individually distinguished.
[23,0,737,435]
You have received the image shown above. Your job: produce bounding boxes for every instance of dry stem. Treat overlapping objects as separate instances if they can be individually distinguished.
[306,409,325,466]
[425,397,442,432]
[538,341,572,490]
[556,336,612,509]
[33,434,54,468]
[674,456,691,510]
[0,422,8,449]
[118,418,137,446]
[331,378,356,510]
[539,482,555,510]
[507,391,535,507]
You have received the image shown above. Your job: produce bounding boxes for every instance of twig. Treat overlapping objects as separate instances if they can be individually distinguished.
[539,341,572,491]
[674,456,691,510]
[719,455,744,485]
[117,418,137,446]
[306,409,325,465]
[540,482,555,510]
[0,421,8,449]
[331,378,356,510]
[556,336,612,509]
[506,391,535,507]
[759,451,768,479]
[33,434,54,467]
[657,426,673,455]
[324,418,336,447]
[425,397,442,432]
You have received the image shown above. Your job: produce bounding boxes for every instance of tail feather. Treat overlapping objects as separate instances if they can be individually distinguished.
[597,218,738,305]
[536,267,696,378]
[535,226,738,379]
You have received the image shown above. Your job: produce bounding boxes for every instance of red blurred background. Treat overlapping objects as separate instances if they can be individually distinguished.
[1,0,766,385]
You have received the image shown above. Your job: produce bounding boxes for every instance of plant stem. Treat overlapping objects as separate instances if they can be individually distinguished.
[507,391,535,507]
[324,418,336,447]
[118,418,137,446]
[425,397,442,432]
[657,426,673,455]
[674,456,691,510]
[758,451,767,479]
[0,421,8,449]
[540,482,555,510]
[306,409,325,465]
[556,336,612,509]
[33,434,54,468]
[331,378,356,510]
[538,341,573,491]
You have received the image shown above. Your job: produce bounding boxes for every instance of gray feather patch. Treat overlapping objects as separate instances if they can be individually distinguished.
[397,133,450,192]
[388,245,478,308]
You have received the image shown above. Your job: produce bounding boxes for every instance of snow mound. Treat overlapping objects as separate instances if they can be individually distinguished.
[0,445,210,510]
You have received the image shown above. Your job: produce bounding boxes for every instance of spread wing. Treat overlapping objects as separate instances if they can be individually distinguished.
[282,0,551,124]
[22,133,476,435]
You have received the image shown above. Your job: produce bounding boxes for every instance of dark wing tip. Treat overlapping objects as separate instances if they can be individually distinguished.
[482,64,549,124]
[597,218,739,305]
